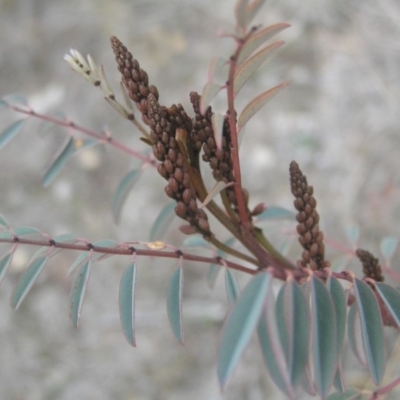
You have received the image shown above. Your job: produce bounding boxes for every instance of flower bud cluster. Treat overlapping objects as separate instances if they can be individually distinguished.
[147,94,211,237]
[289,161,328,270]
[356,249,384,282]
[189,92,251,221]
[110,36,159,125]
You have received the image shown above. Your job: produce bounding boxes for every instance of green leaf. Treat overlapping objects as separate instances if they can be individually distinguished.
[207,264,221,289]
[333,367,345,394]
[242,0,266,29]
[42,137,75,187]
[167,267,184,344]
[238,22,289,64]
[54,233,78,244]
[257,206,295,221]
[217,271,271,389]
[3,94,28,106]
[0,251,13,285]
[238,83,288,130]
[0,214,9,228]
[0,99,8,109]
[200,82,222,114]
[353,278,385,385]
[310,276,337,398]
[225,269,240,305]
[380,236,398,260]
[327,389,363,400]
[112,168,143,223]
[69,260,91,328]
[149,201,176,242]
[0,119,25,151]
[257,288,295,399]
[375,282,400,327]
[68,252,89,275]
[234,0,250,30]
[347,303,366,366]
[119,262,137,346]
[234,41,284,95]
[10,256,49,310]
[13,226,41,236]
[276,280,310,386]
[327,276,347,356]
[0,231,13,240]
[183,236,209,248]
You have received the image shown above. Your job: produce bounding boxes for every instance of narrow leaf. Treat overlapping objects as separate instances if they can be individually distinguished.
[10,256,49,310]
[311,276,337,398]
[208,56,229,82]
[200,82,222,114]
[0,214,9,228]
[375,282,400,327]
[225,268,240,305]
[353,278,385,385]
[347,303,367,366]
[119,262,137,346]
[69,260,91,328]
[276,280,310,386]
[183,236,209,248]
[234,41,284,95]
[234,0,250,30]
[112,168,143,223]
[327,276,347,355]
[333,367,346,394]
[207,264,221,289]
[200,181,234,209]
[242,0,268,33]
[238,83,288,130]
[327,389,363,400]
[0,119,25,151]
[13,226,41,236]
[42,137,75,187]
[257,288,295,399]
[211,111,225,151]
[380,236,398,260]
[0,251,13,285]
[149,201,176,241]
[0,99,8,109]
[256,206,295,221]
[68,252,89,275]
[53,233,77,244]
[218,271,271,389]
[238,22,290,64]
[167,267,184,344]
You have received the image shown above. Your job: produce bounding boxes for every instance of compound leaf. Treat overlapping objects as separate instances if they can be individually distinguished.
[10,255,49,310]
[167,267,184,344]
[225,268,240,305]
[353,278,385,385]
[375,282,400,327]
[257,288,295,399]
[149,201,176,242]
[217,271,271,389]
[112,168,143,223]
[119,262,137,346]
[69,260,91,328]
[0,119,25,151]
[0,251,13,285]
[310,276,337,398]
[238,83,288,130]
[238,22,289,64]
[234,41,284,95]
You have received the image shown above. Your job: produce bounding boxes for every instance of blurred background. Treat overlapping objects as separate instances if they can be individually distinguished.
[1,0,400,399]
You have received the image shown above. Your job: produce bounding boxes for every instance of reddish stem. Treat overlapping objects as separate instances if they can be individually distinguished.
[9,104,153,164]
